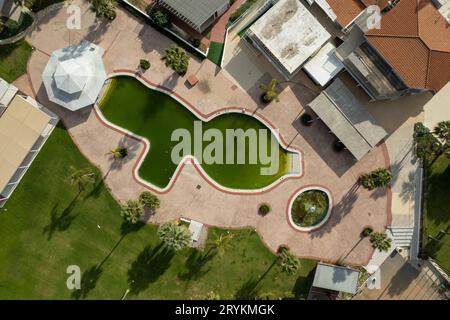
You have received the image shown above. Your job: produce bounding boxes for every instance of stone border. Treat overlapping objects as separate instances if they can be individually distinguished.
[286,186,333,232]
[94,71,303,195]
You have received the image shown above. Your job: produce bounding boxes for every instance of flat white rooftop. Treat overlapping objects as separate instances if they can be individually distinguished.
[249,0,331,76]
[303,42,344,86]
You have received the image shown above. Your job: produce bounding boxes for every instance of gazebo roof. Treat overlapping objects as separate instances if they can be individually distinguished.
[42,41,107,111]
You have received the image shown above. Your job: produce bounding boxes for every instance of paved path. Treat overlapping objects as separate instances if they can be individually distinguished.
[19,0,390,265]
[210,0,246,43]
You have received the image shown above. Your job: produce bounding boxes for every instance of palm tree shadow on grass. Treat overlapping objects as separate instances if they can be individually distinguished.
[70,221,147,299]
[234,259,277,299]
[71,264,103,300]
[127,243,175,295]
[42,193,81,240]
[178,248,217,282]
[291,267,316,299]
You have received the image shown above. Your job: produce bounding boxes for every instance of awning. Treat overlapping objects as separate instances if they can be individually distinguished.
[312,263,360,294]
[308,78,387,160]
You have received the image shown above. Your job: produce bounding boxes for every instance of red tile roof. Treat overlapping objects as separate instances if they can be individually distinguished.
[366,0,450,92]
[326,0,365,27]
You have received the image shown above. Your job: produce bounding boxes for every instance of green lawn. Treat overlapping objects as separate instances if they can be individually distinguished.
[0,40,32,82]
[0,124,316,299]
[207,42,224,66]
[423,154,450,272]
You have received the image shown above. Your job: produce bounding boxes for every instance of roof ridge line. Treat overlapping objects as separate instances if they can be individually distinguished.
[425,49,432,89]
[366,34,420,39]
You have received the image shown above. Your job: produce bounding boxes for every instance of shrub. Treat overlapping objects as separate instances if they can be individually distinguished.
[333,140,345,153]
[277,246,300,275]
[191,38,201,48]
[370,232,392,252]
[139,59,151,70]
[91,0,116,20]
[258,204,270,216]
[362,227,373,237]
[360,168,392,190]
[139,191,160,210]
[147,9,171,28]
[300,113,313,126]
[229,0,258,23]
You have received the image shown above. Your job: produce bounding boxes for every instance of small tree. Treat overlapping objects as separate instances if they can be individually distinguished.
[158,221,191,251]
[91,0,116,20]
[414,122,442,164]
[121,199,144,224]
[207,232,235,256]
[260,78,279,103]
[162,45,189,75]
[147,9,171,28]
[360,168,392,190]
[277,246,300,275]
[370,232,392,252]
[139,59,151,71]
[69,167,96,193]
[108,147,128,159]
[433,121,450,143]
[139,191,160,210]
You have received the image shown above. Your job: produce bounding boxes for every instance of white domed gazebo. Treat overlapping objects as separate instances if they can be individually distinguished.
[42,41,107,111]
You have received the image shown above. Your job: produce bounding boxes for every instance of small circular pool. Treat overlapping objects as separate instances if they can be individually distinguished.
[288,187,332,232]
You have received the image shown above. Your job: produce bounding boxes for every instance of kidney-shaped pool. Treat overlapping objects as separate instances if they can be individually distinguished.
[97,76,301,191]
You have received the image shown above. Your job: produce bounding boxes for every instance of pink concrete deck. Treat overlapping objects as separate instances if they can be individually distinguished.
[19,0,390,265]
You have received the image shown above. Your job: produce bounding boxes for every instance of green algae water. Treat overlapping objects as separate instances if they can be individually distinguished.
[99,76,293,190]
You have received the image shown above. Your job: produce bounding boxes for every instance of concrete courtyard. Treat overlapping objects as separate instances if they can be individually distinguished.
[15,0,393,265]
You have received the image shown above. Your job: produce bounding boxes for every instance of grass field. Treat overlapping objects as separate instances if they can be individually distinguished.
[0,124,315,299]
[0,40,32,82]
[207,42,225,66]
[423,154,450,272]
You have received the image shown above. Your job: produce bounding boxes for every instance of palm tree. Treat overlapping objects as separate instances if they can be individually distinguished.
[277,246,300,275]
[370,232,392,252]
[157,221,191,251]
[162,45,189,75]
[108,147,128,159]
[360,168,392,190]
[120,200,144,224]
[206,232,235,256]
[433,121,450,143]
[260,78,279,103]
[69,167,96,193]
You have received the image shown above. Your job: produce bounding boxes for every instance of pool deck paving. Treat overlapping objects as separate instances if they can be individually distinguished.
[19,0,391,265]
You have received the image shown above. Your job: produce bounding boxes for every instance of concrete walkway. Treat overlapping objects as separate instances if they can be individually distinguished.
[17,0,390,265]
